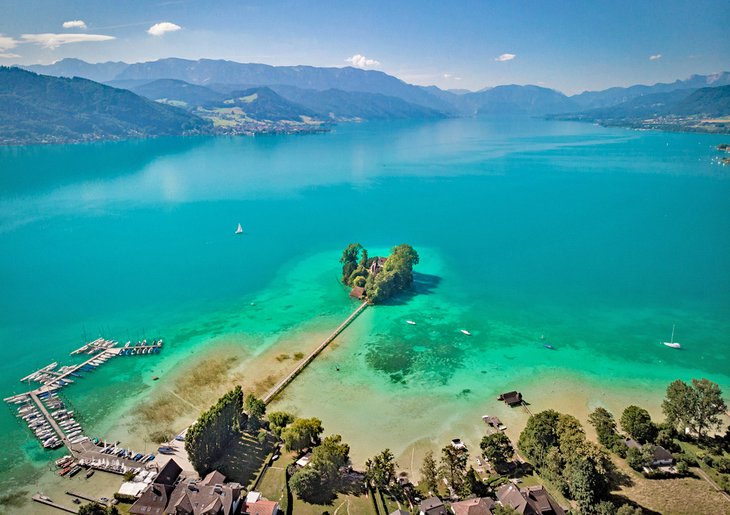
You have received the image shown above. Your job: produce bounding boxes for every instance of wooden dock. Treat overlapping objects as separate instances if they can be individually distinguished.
[31,493,78,514]
[263,301,368,404]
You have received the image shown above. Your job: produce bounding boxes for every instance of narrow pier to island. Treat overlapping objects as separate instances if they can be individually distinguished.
[263,300,368,404]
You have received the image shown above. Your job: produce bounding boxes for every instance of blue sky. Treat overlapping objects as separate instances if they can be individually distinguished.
[1,0,728,94]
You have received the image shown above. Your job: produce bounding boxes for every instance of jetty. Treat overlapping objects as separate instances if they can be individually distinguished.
[5,337,164,467]
[31,493,78,514]
[263,300,368,404]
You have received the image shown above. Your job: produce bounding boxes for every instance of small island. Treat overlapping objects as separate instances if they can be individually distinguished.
[339,243,419,303]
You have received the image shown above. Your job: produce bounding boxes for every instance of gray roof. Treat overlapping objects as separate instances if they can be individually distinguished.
[155,458,183,486]
[420,496,446,515]
[654,445,674,462]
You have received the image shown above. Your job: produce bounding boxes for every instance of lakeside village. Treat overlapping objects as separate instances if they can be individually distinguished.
[5,244,730,515]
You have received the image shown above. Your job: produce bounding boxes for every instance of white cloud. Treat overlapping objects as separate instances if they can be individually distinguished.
[649,54,662,61]
[147,22,181,36]
[21,33,115,50]
[62,20,87,29]
[0,34,19,51]
[495,53,516,62]
[0,52,20,59]
[443,73,462,80]
[345,54,381,68]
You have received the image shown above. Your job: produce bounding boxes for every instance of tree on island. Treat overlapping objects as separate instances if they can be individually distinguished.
[480,432,514,470]
[419,450,439,494]
[620,406,657,443]
[662,378,727,439]
[339,243,420,303]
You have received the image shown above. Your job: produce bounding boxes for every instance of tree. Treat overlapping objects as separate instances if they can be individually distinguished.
[620,406,656,443]
[267,411,295,437]
[518,410,561,467]
[440,444,468,492]
[281,417,323,452]
[565,442,616,509]
[185,386,246,475]
[310,434,350,488]
[78,504,118,515]
[289,467,324,501]
[340,243,364,284]
[588,407,618,447]
[243,393,266,432]
[625,447,643,470]
[663,378,727,439]
[464,467,488,496]
[480,432,514,467]
[365,448,397,489]
[420,450,439,494]
[616,505,643,515]
[692,378,727,438]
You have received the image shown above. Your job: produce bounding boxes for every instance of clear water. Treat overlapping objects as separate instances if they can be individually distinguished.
[1,117,729,495]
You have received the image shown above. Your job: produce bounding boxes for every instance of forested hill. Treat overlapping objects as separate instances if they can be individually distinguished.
[0,67,210,145]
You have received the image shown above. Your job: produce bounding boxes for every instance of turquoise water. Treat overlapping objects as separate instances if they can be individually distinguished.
[1,118,729,497]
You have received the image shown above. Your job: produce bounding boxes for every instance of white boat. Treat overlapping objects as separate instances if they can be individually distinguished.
[235,223,243,235]
[460,329,471,336]
[662,325,681,349]
[406,320,416,325]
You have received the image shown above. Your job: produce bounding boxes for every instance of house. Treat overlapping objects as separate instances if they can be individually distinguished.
[497,484,565,515]
[420,496,447,515]
[498,391,523,406]
[129,459,243,515]
[652,445,674,467]
[622,439,674,467]
[245,499,279,515]
[450,497,496,515]
[349,286,365,299]
[368,257,387,275]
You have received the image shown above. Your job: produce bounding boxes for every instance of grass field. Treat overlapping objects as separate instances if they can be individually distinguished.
[211,431,277,488]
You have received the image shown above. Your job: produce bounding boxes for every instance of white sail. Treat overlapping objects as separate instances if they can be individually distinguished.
[235,223,243,234]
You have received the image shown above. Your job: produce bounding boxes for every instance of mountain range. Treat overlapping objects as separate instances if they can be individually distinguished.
[0,67,208,145]
[23,58,730,118]
[4,58,730,145]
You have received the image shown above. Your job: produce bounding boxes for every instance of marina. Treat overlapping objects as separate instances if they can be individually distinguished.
[5,337,165,476]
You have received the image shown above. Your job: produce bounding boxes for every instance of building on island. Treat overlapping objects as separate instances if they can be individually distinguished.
[368,257,387,275]
[497,484,565,515]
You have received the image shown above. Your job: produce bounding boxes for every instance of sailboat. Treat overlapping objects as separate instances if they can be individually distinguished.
[235,223,243,235]
[662,325,681,349]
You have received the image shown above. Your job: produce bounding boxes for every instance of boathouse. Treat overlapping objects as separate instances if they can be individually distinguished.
[349,286,366,299]
[498,391,523,406]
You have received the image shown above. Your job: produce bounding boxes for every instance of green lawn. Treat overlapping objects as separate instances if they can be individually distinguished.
[257,464,288,506]
[291,492,376,515]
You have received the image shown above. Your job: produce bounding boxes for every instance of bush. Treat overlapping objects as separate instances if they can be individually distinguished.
[714,457,730,473]
[676,461,689,474]
[626,448,644,471]
[113,493,137,503]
